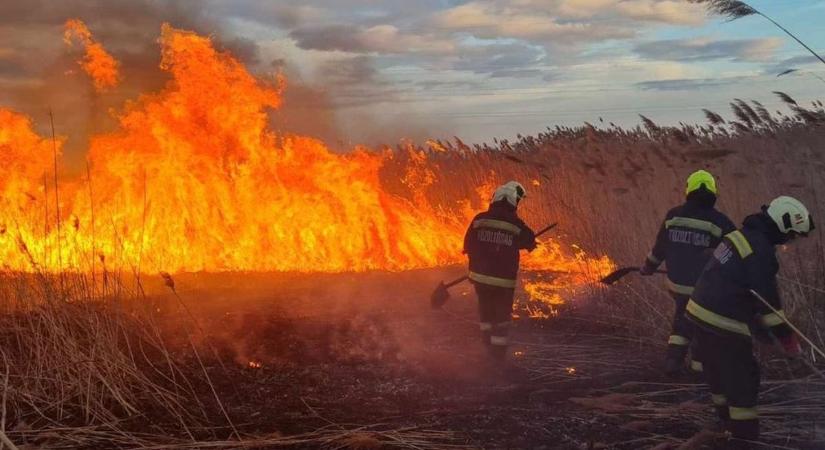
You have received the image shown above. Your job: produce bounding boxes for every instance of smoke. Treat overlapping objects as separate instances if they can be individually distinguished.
[0,0,221,172]
[0,0,455,165]
[167,270,490,382]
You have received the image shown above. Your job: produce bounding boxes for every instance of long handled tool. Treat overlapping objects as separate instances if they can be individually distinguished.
[430,222,558,309]
[600,266,667,285]
[748,289,825,380]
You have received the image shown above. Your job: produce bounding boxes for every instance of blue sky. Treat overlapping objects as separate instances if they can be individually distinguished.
[217,0,825,144]
[1,0,824,148]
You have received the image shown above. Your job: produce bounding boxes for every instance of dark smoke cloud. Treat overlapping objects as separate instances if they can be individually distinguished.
[0,0,458,165]
[0,0,226,172]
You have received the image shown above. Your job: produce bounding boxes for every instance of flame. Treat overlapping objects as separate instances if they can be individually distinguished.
[63,19,120,92]
[0,22,614,308]
[520,242,615,314]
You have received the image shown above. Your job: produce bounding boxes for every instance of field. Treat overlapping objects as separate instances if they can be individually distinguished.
[2,22,825,449]
[2,262,824,449]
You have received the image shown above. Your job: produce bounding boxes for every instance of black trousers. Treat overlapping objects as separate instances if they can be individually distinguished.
[694,325,760,441]
[669,293,702,371]
[474,282,515,357]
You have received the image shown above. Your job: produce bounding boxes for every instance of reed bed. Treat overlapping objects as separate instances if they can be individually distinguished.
[1,92,824,447]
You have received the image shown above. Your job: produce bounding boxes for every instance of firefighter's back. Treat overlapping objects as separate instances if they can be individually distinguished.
[465,203,528,285]
[662,203,735,294]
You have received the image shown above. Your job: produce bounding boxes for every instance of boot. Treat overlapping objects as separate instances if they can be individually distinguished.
[710,405,729,432]
[727,417,758,450]
[664,344,688,376]
[481,330,492,348]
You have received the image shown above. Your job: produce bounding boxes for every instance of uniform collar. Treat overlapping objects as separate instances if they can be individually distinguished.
[743,213,786,245]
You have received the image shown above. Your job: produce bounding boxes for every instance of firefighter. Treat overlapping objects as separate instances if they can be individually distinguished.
[687,196,813,445]
[463,181,537,359]
[640,170,736,375]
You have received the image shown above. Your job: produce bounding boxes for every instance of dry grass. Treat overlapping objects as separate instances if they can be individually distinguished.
[386,92,825,348]
[2,93,825,448]
[0,272,466,449]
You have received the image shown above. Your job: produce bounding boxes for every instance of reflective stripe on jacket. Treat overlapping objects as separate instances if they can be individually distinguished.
[464,200,536,287]
[646,197,736,294]
[687,214,793,339]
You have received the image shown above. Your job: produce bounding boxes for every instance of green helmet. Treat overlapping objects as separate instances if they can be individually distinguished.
[686,170,717,196]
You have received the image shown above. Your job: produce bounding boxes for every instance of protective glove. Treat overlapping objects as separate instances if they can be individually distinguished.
[639,263,656,276]
[778,334,802,357]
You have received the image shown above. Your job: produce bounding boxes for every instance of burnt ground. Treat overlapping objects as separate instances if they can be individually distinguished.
[143,269,825,449]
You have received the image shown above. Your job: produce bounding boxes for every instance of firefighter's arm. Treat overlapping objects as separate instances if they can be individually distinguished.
[641,219,667,275]
[462,222,473,255]
[747,254,795,342]
[518,223,537,252]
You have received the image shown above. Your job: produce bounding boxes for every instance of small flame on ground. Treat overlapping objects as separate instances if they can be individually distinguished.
[514,351,524,358]
[248,361,262,369]
[565,367,576,375]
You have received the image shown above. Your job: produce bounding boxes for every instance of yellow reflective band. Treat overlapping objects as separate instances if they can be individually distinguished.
[761,310,787,327]
[667,280,695,295]
[646,252,661,265]
[729,406,758,421]
[469,272,517,288]
[480,322,493,331]
[472,219,521,235]
[490,336,509,346]
[711,394,728,406]
[726,231,753,259]
[690,360,704,372]
[668,335,690,346]
[687,300,751,336]
[665,217,723,238]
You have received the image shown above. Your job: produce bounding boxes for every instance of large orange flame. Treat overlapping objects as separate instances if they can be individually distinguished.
[64,19,120,92]
[0,23,614,305]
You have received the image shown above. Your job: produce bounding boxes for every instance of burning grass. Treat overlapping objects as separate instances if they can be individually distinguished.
[1,17,825,450]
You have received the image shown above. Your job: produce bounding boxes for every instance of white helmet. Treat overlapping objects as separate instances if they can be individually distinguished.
[492,181,527,207]
[766,196,815,236]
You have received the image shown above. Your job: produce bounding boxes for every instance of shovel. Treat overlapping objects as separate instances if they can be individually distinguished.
[430,222,558,309]
[600,266,667,285]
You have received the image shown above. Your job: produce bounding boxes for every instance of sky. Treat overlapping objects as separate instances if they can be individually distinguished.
[1,0,824,156]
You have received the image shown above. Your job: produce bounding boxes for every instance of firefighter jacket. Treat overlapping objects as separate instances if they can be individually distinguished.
[686,213,794,340]
[463,200,537,288]
[645,192,736,295]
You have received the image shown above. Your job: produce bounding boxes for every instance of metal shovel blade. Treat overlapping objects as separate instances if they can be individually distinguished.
[430,282,451,309]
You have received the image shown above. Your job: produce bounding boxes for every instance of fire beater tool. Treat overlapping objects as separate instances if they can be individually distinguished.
[430,222,558,309]
[600,266,667,285]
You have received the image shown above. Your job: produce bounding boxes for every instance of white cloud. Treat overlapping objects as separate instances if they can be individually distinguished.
[615,0,706,25]
[635,37,783,62]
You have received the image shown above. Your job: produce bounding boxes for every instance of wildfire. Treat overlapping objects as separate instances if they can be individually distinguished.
[0,21,614,308]
[63,19,120,92]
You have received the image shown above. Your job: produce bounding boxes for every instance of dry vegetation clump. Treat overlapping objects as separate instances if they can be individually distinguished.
[0,272,212,448]
[0,271,468,449]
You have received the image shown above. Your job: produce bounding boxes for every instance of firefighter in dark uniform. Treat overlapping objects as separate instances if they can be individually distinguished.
[464,181,537,359]
[641,170,736,375]
[687,196,813,445]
